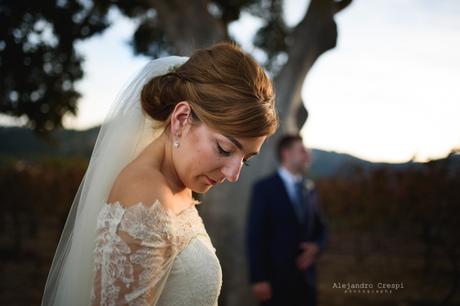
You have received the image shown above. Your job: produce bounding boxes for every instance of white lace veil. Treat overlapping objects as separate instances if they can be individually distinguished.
[41,55,190,306]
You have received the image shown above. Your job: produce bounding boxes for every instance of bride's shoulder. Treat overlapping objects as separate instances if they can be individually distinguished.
[106,161,170,210]
[97,166,175,245]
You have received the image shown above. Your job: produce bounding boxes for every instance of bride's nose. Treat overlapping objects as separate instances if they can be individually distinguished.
[221,158,243,183]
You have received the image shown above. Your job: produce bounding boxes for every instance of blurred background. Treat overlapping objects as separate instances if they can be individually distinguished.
[1,0,459,305]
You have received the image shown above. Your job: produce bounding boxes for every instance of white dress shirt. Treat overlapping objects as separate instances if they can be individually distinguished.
[277,166,303,205]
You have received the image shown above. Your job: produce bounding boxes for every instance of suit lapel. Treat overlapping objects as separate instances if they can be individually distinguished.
[274,171,302,225]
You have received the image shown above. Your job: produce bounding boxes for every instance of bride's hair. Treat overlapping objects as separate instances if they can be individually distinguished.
[140,41,279,137]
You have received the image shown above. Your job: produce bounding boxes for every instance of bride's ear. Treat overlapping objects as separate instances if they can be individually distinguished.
[170,101,192,136]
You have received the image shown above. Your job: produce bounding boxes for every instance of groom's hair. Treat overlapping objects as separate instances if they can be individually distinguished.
[276,134,303,162]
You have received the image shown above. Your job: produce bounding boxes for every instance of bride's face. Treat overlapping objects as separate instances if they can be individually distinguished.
[171,102,266,193]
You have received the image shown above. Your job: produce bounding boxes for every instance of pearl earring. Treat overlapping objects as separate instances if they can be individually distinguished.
[174,133,180,148]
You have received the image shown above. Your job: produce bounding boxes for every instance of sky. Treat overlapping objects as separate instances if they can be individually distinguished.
[296,0,460,163]
[5,0,460,163]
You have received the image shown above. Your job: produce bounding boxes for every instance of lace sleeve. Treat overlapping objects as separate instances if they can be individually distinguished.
[90,200,177,306]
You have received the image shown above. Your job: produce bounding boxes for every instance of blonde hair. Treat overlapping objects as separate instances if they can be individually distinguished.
[141,41,279,138]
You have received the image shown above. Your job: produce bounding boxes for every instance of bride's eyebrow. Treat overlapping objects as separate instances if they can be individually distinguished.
[222,134,259,158]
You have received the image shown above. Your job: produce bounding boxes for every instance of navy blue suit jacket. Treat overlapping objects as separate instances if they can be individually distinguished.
[246,171,327,288]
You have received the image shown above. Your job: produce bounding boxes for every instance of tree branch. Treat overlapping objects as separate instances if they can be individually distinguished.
[274,0,339,132]
[334,0,353,14]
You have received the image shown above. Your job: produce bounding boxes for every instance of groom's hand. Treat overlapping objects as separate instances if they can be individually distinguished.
[252,281,272,301]
[296,242,319,271]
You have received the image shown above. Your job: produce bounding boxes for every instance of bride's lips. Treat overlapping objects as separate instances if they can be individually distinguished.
[204,175,217,185]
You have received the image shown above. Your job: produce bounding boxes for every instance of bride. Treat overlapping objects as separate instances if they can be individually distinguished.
[41,41,279,306]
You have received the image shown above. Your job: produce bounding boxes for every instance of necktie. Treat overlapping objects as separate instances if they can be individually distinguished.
[294,179,306,223]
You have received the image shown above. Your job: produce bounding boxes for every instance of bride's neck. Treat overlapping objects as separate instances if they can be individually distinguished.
[142,132,188,196]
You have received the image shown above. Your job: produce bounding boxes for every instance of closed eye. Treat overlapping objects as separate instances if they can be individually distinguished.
[216,142,250,166]
[216,142,231,156]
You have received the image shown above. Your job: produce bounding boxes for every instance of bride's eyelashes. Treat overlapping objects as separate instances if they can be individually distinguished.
[215,141,250,166]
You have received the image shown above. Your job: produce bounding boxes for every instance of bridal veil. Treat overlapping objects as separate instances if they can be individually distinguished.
[41,56,189,306]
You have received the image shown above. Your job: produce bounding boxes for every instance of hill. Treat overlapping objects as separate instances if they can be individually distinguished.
[1,126,457,178]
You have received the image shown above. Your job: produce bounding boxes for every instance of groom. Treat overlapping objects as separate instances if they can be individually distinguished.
[246,134,328,306]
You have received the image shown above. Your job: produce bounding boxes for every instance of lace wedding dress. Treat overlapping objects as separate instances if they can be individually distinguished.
[90,198,222,306]
[40,56,223,306]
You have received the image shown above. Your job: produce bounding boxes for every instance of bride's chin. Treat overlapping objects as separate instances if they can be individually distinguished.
[190,184,211,194]
[200,183,213,192]
[195,189,208,194]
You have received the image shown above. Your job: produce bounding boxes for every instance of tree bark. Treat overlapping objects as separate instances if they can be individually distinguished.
[275,0,351,134]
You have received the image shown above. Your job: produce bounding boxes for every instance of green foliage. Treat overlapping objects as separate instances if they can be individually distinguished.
[119,0,258,58]
[249,0,289,73]
[317,150,460,304]
[0,0,112,134]
[0,0,294,135]
[1,150,458,305]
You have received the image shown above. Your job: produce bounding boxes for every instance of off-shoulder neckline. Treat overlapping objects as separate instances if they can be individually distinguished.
[103,198,202,218]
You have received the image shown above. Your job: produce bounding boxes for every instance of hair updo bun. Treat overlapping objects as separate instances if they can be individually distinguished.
[141,71,187,123]
[140,41,279,138]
